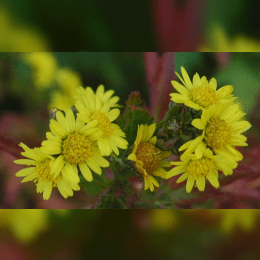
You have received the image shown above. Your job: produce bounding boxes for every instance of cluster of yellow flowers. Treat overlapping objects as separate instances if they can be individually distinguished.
[166,67,251,193]
[24,53,82,111]
[13,66,251,200]
[14,85,128,200]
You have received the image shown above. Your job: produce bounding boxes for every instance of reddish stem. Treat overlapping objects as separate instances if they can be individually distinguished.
[0,134,21,159]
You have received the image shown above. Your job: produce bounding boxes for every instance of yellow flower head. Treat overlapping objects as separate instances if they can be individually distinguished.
[180,103,252,162]
[150,209,178,230]
[0,209,48,243]
[41,109,110,183]
[128,124,171,192]
[211,209,260,232]
[166,147,238,193]
[76,85,121,108]
[199,25,260,52]
[49,69,83,111]
[170,67,236,110]
[14,143,80,200]
[24,52,58,89]
[75,89,128,156]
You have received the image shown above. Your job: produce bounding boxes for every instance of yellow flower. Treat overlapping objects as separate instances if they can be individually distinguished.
[49,69,83,111]
[14,143,80,200]
[150,210,178,230]
[170,66,236,110]
[200,25,260,52]
[0,7,50,52]
[166,147,237,193]
[41,109,110,182]
[128,124,171,192]
[75,89,128,156]
[211,209,260,232]
[179,103,252,162]
[24,52,58,89]
[76,84,121,107]
[0,209,48,243]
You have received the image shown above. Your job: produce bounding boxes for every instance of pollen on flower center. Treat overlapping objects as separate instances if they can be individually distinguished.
[92,111,112,135]
[136,142,163,175]
[205,117,231,149]
[35,159,58,186]
[62,133,92,164]
[192,85,219,107]
[186,157,215,180]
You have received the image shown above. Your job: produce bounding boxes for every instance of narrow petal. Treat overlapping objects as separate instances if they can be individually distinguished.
[192,73,202,88]
[50,155,65,176]
[186,178,195,193]
[181,67,193,90]
[79,163,93,182]
[171,80,190,96]
[15,167,36,177]
[14,159,36,166]
[94,156,109,168]
[176,172,188,183]
[208,78,217,90]
[216,85,234,99]
[43,182,53,200]
[107,109,120,122]
[192,118,205,130]
[56,111,69,134]
[87,158,102,175]
[50,119,67,138]
[207,172,219,188]
[196,177,205,191]
[66,109,76,133]
[170,93,189,103]
[146,124,156,142]
[96,85,105,96]
[166,165,186,178]
[97,138,111,156]
[21,173,37,183]
[59,178,73,197]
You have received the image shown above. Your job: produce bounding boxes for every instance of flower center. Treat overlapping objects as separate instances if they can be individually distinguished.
[62,133,92,164]
[35,159,58,186]
[136,142,163,175]
[186,157,215,180]
[205,117,231,149]
[92,111,112,136]
[192,85,219,108]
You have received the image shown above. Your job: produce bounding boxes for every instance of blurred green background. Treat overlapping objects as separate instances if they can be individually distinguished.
[1,0,260,51]
[2,209,260,260]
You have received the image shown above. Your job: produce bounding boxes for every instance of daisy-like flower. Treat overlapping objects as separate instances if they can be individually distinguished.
[75,90,128,156]
[128,124,171,192]
[76,85,121,108]
[179,103,252,162]
[14,143,80,200]
[166,147,237,193]
[41,109,110,182]
[170,66,236,110]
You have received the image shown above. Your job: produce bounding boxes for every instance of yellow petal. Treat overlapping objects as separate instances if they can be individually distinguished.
[170,93,189,104]
[15,167,36,177]
[186,178,195,193]
[79,163,93,182]
[171,80,190,96]
[216,85,234,99]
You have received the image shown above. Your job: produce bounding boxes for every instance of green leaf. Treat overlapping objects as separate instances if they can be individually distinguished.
[214,53,260,115]
[80,172,113,196]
